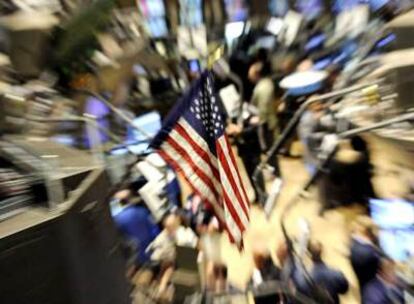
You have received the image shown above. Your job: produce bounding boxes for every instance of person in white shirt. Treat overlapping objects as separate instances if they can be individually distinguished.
[146,213,198,296]
[147,213,198,263]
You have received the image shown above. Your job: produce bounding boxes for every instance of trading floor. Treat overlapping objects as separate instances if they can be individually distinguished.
[2,2,414,304]
[203,136,408,304]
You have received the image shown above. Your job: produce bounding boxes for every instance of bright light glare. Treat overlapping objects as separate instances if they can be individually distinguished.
[267,17,284,36]
[225,21,245,42]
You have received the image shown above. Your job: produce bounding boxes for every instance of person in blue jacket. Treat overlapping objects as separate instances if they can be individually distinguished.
[295,240,349,304]
[350,216,383,295]
[362,257,405,304]
[112,189,160,267]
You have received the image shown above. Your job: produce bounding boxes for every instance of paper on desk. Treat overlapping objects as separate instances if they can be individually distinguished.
[136,153,170,182]
[138,180,168,222]
[136,161,164,182]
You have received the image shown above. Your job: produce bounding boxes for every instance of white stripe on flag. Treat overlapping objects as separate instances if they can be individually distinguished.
[161,141,218,205]
[161,134,242,243]
[161,141,242,243]
[224,208,242,243]
[217,162,249,228]
[178,119,219,169]
[169,128,221,191]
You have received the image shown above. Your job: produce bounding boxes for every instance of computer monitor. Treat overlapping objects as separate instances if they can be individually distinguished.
[187,59,201,73]
[111,111,162,156]
[369,198,414,261]
[121,111,162,155]
[147,17,168,38]
[179,0,203,27]
[139,0,168,38]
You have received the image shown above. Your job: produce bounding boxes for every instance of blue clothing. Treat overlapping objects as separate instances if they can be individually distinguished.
[362,277,404,304]
[351,238,382,293]
[114,205,160,265]
[165,177,181,207]
[294,262,349,304]
[84,97,110,147]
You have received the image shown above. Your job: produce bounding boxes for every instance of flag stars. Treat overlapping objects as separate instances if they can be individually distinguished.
[190,79,224,138]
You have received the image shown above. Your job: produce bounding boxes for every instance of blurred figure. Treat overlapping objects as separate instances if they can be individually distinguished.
[112,189,160,267]
[362,257,405,304]
[318,144,375,214]
[147,213,198,263]
[185,193,216,234]
[249,247,281,288]
[276,241,295,284]
[350,216,383,295]
[297,97,325,173]
[228,53,280,203]
[210,264,232,293]
[146,212,198,296]
[350,136,376,201]
[164,173,182,207]
[297,59,314,72]
[275,54,299,154]
[295,241,349,304]
[197,214,222,290]
[248,58,280,166]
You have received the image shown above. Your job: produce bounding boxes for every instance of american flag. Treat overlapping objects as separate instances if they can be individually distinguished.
[151,72,250,246]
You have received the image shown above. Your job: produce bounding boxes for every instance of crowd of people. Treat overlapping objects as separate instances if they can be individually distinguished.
[109,47,409,303]
[112,182,406,303]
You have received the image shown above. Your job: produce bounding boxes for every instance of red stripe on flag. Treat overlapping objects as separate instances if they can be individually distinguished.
[157,149,238,244]
[224,136,250,209]
[216,141,250,220]
[165,136,220,202]
[222,187,246,232]
[175,123,220,180]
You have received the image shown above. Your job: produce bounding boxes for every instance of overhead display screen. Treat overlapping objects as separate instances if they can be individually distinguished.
[139,0,168,38]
